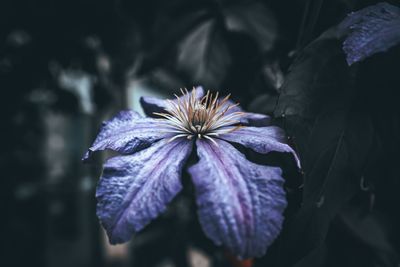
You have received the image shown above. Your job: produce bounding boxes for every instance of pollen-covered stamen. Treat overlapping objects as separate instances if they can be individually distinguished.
[154,87,244,141]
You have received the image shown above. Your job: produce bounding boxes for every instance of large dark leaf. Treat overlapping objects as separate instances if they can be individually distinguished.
[224,1,277,52]
[274,31,377,266]
[176,18,231,88]
[339,205,397,261]
[147,1,277,89]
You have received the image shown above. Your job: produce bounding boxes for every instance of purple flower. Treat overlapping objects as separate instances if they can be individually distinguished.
[339,2,400,65]
[84,87,300,258]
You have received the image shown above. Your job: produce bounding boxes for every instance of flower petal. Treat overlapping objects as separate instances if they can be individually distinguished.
[96,138,193,244]
[219,126,301,168]
[140,86,205,117]
[189,139,286,258]
[241,112,271,126]
[83,110,172,161]
[339,2,400,65]
[223,99,271,126]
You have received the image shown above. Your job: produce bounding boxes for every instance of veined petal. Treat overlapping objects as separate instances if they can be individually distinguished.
[241,112,271,126]
[140,86,205,117]
[189,139,286,258]
[223,99,271,126]
[339,2,400,65]
[97,138,193,244]
[219,126,301,168]
[83,110,172,161]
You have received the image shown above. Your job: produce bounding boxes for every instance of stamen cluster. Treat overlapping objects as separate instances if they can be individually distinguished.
[155,88,243,143]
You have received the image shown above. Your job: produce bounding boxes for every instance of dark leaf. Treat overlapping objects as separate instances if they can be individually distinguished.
[291,245,327,267]
[150,6,212,57]
[248,93,278,115]
[146,67,187,94]
[148,1,278,89]
[339,206,397,259]
[274,31,377,266]
[224,1,277,52]
[176,18,231,88]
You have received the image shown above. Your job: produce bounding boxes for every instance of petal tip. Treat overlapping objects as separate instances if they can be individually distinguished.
[82,149,93,163]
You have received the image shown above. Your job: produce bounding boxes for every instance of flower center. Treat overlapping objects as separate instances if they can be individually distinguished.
[191,103,208,131]
[154,88,243,142]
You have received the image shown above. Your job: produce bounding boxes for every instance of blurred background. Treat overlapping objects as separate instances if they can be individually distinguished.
[1,0,399,267]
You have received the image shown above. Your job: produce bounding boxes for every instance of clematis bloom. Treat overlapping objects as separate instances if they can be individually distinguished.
[83,87,300,258]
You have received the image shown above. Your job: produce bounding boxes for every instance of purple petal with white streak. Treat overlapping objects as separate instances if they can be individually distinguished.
[83,110,172,161]
[140,86,205,117]
[219,126,301,168]
[96,138,193,244]
[189,139,286,258]
[241,112,271,126]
